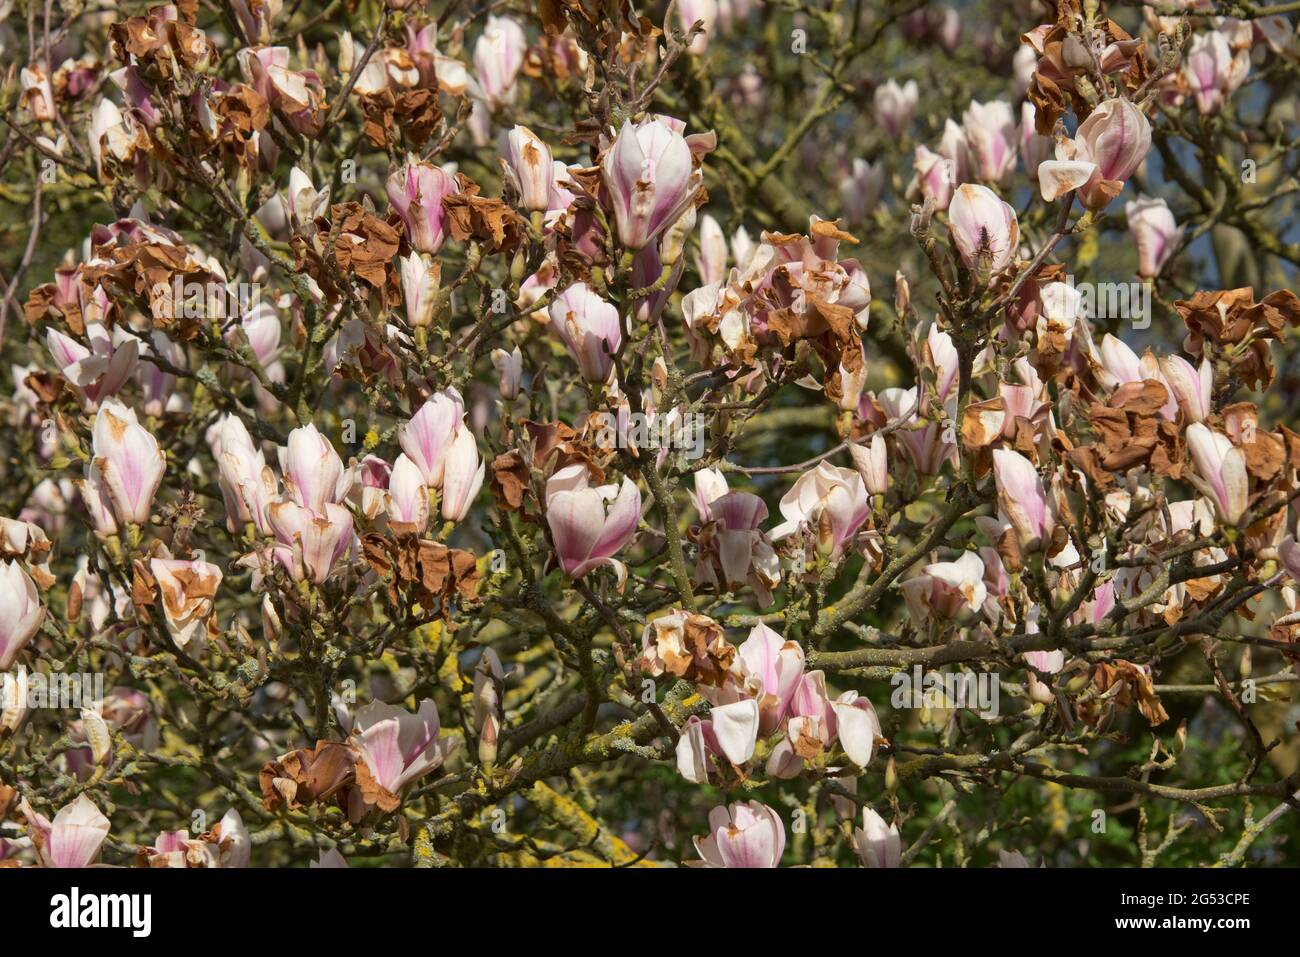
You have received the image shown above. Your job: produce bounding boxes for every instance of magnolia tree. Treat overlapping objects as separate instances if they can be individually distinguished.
[1,0,1299,870]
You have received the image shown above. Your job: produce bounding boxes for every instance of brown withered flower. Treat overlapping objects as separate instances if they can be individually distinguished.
[1086,660,1170,728]
[361,534,481,612]
[259,740,358,813]
[637,610,736,687]
[1175,287,1300,389]
[1070,380,1183,488]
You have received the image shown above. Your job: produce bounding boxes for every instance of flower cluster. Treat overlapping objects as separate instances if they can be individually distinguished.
[1,0,1299,871]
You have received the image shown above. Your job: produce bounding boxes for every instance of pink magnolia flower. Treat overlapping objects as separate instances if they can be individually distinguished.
[690,467,731,522]
[473,16,526,108]
[440,424,484,523]
[938,120,972,184]
[213,415,277,535]
[736,622,805,734]
[1186,423,1248,524]
[232,0,278,43]
[712,493,778,591]
[849,433,889,496]
[912,145,955,210]
[353,455,391,522]
[992,448,1055,551]
[902,551,989,624]
[544,463,641,582]
[282,166,330,233]
[1255,16,1299,59]
[204,808,251,868]
[996,380,1053,441]
[548,283,623,383]
[386,157,459,255]
[1038,97,1151,209]
[769,462,871,560]
[0,560,44,671]
[399,389,464,487]
[76,464,120,540]
[89,399,166,527]
[932,6,961,50]
[840,158,885,224]
[501,125,553,211]
[600,116,706,250]
[491,346,523,399]
[1095,334,1177,420]
[150,558,223,650]
[400,252,440,328]
[678,0,719,53]
[20,66,56,122]
[279,423,350,516]
[230,301,282,370]
[88,98,136,179]
[406,24,469,94]
[266,501,354,584]
[22,794,111,868]
[764,670,837,778]
[1014,43,1038,98]
[948,183,1019,273]
[1125,196,1183,278]
[874,79,918,139]
[688,470,780,601]
[962,100,1018,186]
[138,334,184,417]
[1020,102,1052,178]
[46,323,139,407]
[872,326,960,476]
[830,689,881,767]
[387,454,429,530]
[1183,30,1250,115]
[146,809,250,868]
[676,698,760,782]
[1159,354,1213,422]
[237,46,322,135]
[692,801,785,868]
[695,213,728,284]
[854,807,901,868]
[349,699,446,795]
[1279,536,1300,584]
[1024,648,1066,705]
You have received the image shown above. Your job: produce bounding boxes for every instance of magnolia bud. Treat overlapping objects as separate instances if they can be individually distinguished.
[491,347,523,400]
[894,271,911,316]
[474,649,505,771]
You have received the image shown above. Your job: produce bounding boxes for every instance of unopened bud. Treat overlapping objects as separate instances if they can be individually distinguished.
[894,271,911,315]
